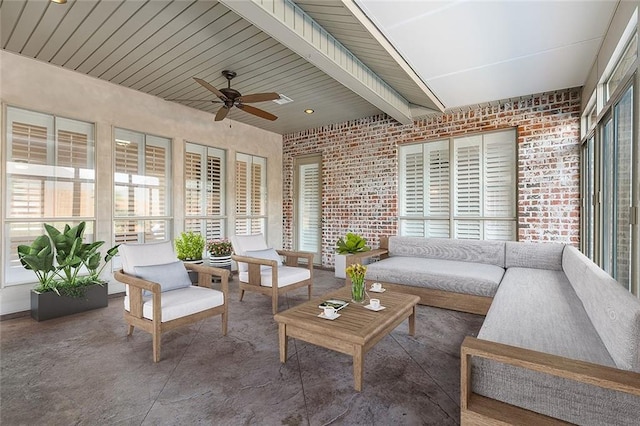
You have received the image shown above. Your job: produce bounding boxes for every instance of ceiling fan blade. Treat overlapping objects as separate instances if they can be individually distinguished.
[236,104,278,121]
[194,77,226,100]
[237,92,280,103]
[215,106,230,121]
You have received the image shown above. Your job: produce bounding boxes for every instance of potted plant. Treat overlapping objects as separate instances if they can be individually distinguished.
[207,238,233,269]
[335,232,371,278]
[17,222,119,321]
[175,231,205,262]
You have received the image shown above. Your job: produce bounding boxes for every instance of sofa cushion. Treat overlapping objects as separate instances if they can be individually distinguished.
[238,266,310,288]
[388,237,506,268]
[472,267,635,424]
[365,256,504,297]
[563,245,640,372]
[479,267,615,365]
[505,241,564,271]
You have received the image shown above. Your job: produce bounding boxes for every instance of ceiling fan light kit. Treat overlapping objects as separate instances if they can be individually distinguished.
[192,70,280,121]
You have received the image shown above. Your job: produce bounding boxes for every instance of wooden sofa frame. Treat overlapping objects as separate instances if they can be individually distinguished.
[114,262,229,363]
[460,336,640,425]
[231,249,313,314]
[350,236,493,315]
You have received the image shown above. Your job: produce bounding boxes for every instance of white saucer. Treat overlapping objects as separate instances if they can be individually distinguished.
[318,312,341,320]
[369,288,386,293]
[364,304,386,311]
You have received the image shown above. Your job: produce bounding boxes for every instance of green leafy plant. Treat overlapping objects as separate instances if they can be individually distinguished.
[207,239,233,257]
[175,232,205,260]
[336,232,371,255]
[17,222,119,297]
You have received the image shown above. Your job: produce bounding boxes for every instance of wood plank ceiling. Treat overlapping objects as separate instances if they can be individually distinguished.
[1,0,435,134]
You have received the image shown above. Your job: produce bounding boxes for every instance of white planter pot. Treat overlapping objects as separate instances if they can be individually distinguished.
[209,255,232,269]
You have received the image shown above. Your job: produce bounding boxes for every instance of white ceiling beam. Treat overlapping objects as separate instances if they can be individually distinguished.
[341,0,445,113]
[219,0,414,125]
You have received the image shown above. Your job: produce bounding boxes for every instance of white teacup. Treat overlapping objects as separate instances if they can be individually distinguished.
[371,282,382,291]
[323,306,336,318]
[370,298,381,309]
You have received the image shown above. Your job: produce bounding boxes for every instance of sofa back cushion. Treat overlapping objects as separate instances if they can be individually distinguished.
[388,237,506,268]
[505,242,565,271]
[563,245,640,372]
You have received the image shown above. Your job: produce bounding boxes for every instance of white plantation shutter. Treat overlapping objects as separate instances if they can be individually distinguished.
[113,129,171,244]
[184,143,226,241]
[399,129,516,241]
[298,162,321,253]
[235,153,266,235]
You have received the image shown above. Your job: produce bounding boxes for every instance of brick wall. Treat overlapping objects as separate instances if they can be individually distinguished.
[282,89,582,268]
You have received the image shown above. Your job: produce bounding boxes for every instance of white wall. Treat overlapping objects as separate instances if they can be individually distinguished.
[0,50,283,315]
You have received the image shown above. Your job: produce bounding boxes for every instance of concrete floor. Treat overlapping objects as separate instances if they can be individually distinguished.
[1,269,484,425]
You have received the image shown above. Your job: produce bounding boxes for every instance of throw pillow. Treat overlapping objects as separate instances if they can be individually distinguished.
[134,260,192,294]
[245,248,283,269]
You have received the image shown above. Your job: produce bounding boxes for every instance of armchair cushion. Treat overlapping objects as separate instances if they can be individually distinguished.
[119,241,177,274]
[239,265,310,288]
[134,261,192,294]
[231,234,269,272]
[124,286,224,322]
[245,248,283,270]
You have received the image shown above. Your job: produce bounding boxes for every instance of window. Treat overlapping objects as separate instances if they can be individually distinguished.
[235,153,266,235]
[184,143,227,240]
[399,129,516,240]
[113,128,172,244]
[582,25,638,295]
[4,107,95,285]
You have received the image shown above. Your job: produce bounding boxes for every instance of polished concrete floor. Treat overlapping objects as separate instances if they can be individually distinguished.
[1,269,484,425]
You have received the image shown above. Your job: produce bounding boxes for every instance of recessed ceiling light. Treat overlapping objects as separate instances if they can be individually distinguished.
[304,109,314,114]
[51,0,67,4]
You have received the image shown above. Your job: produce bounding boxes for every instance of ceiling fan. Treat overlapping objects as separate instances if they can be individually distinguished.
[178,70,280,121]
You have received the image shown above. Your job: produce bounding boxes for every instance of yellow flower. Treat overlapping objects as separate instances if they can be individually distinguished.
[346,263,367,280]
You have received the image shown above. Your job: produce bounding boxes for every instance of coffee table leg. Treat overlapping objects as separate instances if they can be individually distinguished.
[409,305,416,336]
[353,345,364,391]
[279,323,287,363]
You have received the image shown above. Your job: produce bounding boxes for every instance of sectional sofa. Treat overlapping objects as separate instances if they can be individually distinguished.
[352,236,640,425]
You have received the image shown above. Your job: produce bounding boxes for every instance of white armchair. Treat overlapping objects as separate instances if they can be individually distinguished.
[114,241,229,362]
[231,234,313,314]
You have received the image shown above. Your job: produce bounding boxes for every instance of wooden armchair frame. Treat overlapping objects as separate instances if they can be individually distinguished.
[114,263,229,362]
[232,249,313,314]
[460,336,640,425]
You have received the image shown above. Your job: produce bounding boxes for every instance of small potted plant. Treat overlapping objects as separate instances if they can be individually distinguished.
[18,222,119,321]
[207,238,233,269]
[335,232,371,278]
[175,232,205,262]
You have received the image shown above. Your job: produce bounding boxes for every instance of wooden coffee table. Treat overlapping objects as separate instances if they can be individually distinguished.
[274,287,420,391]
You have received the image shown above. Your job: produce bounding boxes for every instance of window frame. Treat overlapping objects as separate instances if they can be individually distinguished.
[234,152,267,236]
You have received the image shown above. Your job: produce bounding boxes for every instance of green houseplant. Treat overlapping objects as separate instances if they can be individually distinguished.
[175,231,205,261]
[17,222,119,321]
[335,233,371,279]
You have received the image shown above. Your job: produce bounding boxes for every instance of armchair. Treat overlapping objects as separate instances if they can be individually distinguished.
[230,234,313,314]
[114,241,229,362]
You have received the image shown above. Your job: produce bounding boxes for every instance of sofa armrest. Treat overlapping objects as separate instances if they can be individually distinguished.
[460,336,640,421]
[343,249,388,285]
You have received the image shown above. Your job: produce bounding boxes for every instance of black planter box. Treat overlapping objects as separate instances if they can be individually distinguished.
[30,283,108,321]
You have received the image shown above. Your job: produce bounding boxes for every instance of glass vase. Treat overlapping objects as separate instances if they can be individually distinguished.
[351,276,366,303]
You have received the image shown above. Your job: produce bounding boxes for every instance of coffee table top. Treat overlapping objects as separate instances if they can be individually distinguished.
[274,287,419,346]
